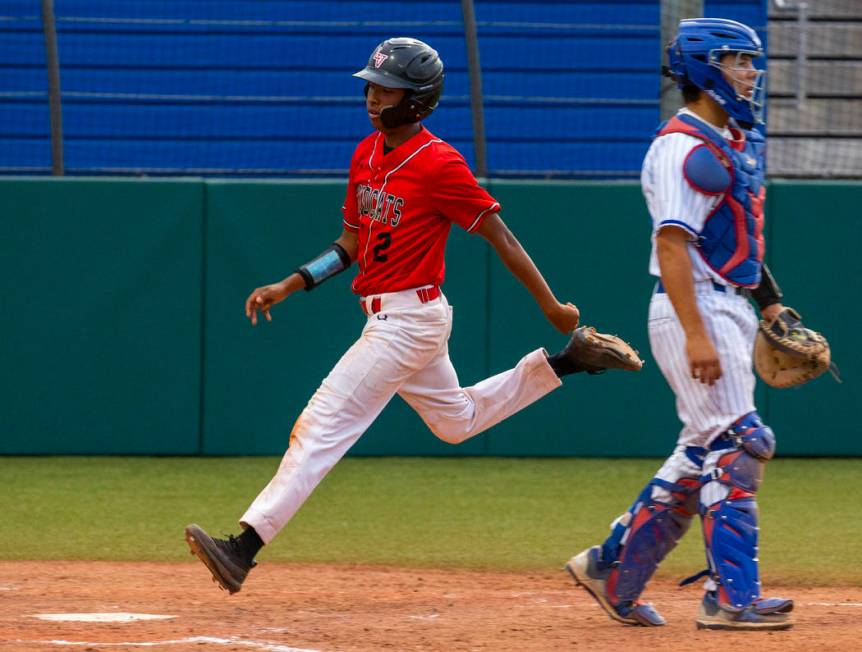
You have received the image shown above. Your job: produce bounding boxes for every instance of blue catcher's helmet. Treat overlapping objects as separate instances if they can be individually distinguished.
[666,18,765,127]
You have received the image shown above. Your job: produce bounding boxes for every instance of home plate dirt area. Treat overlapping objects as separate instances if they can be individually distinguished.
[1,562,860,651]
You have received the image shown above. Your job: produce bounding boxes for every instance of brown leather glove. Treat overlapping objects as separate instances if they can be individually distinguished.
[753,307,832,388]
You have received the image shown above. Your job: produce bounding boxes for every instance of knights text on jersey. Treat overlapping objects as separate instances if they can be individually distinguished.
[341,127,500,296]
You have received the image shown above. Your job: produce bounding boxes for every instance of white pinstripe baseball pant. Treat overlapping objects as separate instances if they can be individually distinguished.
[648,281,759,448]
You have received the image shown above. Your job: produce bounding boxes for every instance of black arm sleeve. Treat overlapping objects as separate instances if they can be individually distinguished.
[295,242,352,291]
[750,263,783,311]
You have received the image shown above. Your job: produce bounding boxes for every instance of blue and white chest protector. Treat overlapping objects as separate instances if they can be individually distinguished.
[657,114,766,288]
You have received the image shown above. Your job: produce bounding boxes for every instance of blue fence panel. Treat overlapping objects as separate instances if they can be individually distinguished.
[474,1,659,177]
[0,0,768,177]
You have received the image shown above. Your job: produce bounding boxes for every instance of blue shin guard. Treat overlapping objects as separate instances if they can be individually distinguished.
[700,412,776,611]
[599,474,701,605]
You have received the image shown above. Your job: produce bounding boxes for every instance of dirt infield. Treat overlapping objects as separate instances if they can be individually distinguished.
[1,561,860,651]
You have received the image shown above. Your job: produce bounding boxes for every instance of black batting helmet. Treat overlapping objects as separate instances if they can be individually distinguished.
[353,37,444,128]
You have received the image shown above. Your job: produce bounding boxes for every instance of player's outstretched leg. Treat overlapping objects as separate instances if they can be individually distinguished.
[565,450,702,626]
[695,413,794,630]
[184,524,261,594]
[547,326,644,377]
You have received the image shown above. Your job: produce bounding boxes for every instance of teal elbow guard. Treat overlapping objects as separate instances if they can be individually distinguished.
[296,243,352,290]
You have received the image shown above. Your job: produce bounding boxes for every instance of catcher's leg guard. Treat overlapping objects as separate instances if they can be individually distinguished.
[601,474,701,604]
[699,412,785,613]
[566,545,666,626]
[571,449,703,625]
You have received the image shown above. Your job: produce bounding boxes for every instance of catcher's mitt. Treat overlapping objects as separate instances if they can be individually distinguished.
[753,307,833,388]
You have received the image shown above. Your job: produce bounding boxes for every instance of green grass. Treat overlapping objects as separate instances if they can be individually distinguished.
[0,457,859,586]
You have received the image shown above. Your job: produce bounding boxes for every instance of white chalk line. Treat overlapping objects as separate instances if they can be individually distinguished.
[531,598,575,608]
[806,602,862,607]
[32,613,175,622]
[19,637,318,651]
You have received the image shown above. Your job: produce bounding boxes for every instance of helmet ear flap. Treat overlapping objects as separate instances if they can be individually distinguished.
[406,92,427,119]
[379,89,425,129]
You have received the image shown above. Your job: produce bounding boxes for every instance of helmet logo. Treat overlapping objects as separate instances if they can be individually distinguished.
[372,50,389,68]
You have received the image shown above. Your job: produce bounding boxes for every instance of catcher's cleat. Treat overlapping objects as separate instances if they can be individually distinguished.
[560,327,644,374]
[566,546,666,627]
[753,596,794,614]
[184,523,256,595]
[696,591,793,630]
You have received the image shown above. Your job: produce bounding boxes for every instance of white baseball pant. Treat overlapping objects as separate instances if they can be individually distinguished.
[647,280,759,448]
[241,287,562,543]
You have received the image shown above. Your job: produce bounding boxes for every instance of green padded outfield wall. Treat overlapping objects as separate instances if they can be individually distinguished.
[764,182,860,455]
[0,178,203,454]
[0,178,858,456]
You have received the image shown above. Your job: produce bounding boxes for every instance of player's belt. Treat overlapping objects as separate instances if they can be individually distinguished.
[655,280,745,296]
[360,285,441,316]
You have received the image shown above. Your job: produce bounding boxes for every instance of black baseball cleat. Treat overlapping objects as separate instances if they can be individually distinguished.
[552,326,644,375]
[184,523,256,594]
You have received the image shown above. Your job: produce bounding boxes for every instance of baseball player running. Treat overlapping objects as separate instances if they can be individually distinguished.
[185,37,642,594]
[566,19,795,631]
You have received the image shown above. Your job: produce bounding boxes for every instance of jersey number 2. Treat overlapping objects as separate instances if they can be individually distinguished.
[373,232,391,262]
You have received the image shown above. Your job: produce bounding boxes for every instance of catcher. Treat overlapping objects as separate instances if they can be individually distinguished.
[565,18,834,632]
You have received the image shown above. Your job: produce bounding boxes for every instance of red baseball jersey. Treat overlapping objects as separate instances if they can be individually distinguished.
[342,127,500,296]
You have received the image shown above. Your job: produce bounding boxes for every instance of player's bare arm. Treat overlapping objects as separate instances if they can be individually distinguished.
[245,229,359,326]
[476,213,579,334]
[655,226,721,385]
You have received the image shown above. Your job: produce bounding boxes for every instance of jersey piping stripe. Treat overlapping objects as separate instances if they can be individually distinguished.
[343,134,381,232]
[658,219,698,237]
[360,133,381,264]
[342,203,359,231]
[468,202,500,233]
[368,133,380,172]
[361,137,443,272]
